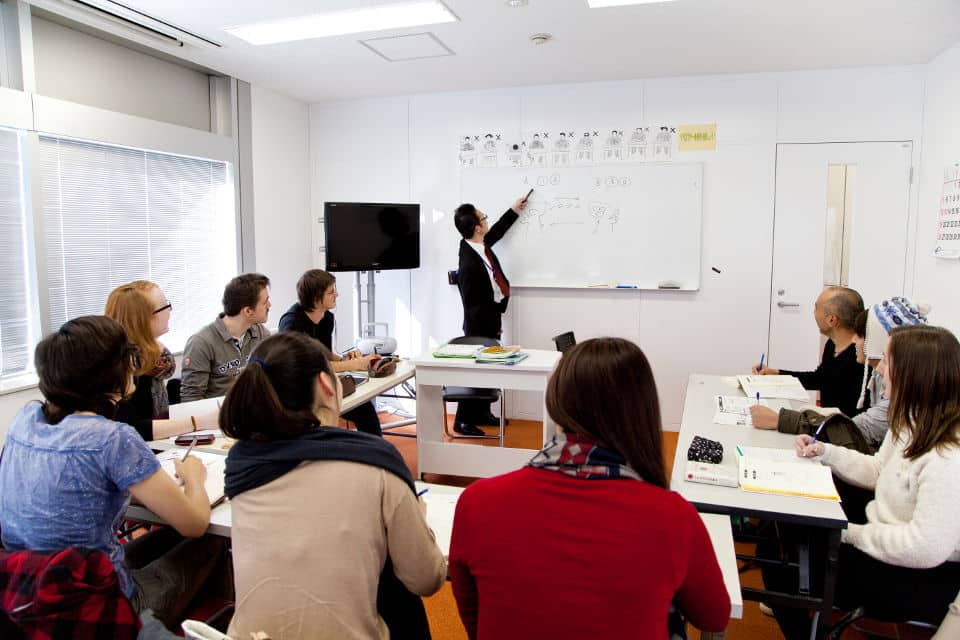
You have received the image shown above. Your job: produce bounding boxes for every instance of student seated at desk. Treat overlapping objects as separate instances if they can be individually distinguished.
[753,286,866,418]
[105,280,219,440]
[221,332,445,640]
[761,325,960,640]
[448,337,730,640]
[0,316,228,629]
[750,297,929,453]
[278,268,383,437]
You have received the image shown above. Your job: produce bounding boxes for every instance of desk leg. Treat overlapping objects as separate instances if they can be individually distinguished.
[815,529,841,639]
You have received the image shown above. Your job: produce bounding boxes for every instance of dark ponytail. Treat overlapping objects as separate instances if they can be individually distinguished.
[219,332,335,441]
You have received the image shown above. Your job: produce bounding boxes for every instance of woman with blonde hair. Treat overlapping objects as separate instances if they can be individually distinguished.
[105,281,216,440]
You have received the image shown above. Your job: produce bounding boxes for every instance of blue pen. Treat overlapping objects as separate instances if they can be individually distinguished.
[758,352,765,372]
[809,415,834,445]
[755,392,760,406]
[616,284,638,289]
[416,488,429,498]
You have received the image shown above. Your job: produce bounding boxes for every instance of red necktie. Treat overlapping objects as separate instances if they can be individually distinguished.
[484,246,510,297]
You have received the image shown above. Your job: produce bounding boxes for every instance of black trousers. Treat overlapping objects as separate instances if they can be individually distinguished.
[759,478,960,640]
[344,401,382,437]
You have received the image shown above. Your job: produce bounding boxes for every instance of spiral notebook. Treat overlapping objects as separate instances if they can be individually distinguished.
[156,450,226,507]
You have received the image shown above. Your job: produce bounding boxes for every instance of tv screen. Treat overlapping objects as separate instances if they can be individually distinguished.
[324,202,421,272]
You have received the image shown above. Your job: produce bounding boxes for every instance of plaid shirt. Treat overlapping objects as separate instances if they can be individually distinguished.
[0,547,140,639]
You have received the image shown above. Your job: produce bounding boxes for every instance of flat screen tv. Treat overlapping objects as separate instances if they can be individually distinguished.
[324,202,420,272]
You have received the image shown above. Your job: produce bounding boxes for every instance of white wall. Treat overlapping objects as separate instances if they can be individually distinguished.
[914,42,960,333]
[310,65,928,428]
[249,85,313,324]
[32,17,211,131]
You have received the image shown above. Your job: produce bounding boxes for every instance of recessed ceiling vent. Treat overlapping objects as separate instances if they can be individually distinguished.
[360,32,454,61]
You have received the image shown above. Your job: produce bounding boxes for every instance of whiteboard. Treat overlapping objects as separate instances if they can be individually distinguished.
[460,163,703,290]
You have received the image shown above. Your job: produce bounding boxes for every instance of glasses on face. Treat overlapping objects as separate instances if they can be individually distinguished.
[153,302,172,315]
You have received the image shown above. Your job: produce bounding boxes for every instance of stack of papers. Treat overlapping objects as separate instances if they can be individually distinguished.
[737,375,810,401]
[736,446,839,501]
[713,395,792,426]
[475,352,529,365]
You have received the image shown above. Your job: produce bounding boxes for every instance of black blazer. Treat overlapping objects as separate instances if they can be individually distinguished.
[457,208,519,338]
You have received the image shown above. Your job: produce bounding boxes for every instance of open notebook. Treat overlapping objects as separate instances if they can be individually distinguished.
[156,450,226,507]
[736,446,840,501]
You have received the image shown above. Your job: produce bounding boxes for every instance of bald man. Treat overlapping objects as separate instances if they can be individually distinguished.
[754,286,866,417]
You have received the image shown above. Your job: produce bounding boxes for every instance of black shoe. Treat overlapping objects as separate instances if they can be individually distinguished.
[453,421,486,436]
[477,412,509,426]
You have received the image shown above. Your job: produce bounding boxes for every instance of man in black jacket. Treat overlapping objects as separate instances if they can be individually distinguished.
[452,194,528,435]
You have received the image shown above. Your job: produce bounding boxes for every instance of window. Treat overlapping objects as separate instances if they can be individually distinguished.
[0,128,34,379]
[39,136,236,351]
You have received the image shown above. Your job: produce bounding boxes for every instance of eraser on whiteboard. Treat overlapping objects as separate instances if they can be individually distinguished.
[657,280,681,289]
[685,460,739,487]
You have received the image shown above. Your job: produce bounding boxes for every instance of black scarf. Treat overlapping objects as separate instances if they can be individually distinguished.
[225,427,430,640]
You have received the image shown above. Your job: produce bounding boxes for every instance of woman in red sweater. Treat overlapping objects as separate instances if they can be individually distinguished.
[449,337,730,639]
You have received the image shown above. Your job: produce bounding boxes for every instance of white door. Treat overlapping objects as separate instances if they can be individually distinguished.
[768,142,913,370]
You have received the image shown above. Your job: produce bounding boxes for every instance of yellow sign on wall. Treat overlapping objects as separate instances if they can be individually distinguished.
[677,124,717,151]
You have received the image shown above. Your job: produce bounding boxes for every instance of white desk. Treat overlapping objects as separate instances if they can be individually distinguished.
[672,374,847,638]
[126,481,742,619]
[412,349,561,478]
[152,360,416,454]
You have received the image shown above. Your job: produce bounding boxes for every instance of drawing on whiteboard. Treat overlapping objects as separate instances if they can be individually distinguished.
[655,126,675,160]
[603,129,624,162]
[548,196,581,210]
[459,136,477,168]
[507,141,525,168]
[620,177,631,187]
[576,132,595,164]
[552,132,572,166]
[519,206,546,233]
[550,173,561,185]
[627,127,649,161]
[537,175,548,187]
[479,133,499,167]
[588,201,621,234]
[528,133,547,167]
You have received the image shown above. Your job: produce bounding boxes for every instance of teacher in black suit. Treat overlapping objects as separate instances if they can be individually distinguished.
[452,194,529,435]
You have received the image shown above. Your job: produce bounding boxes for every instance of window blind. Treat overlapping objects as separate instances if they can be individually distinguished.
[39,136,237,352]
[0,129,32,378]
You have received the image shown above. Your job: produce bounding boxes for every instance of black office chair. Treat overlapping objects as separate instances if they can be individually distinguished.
[552,331,577,353]
[442,336,505,445]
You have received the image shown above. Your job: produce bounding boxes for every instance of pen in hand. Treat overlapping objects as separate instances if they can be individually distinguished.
[755,392,760,406]
[416,488,429,498]
[758,352,765,372]
[181,436,197,462]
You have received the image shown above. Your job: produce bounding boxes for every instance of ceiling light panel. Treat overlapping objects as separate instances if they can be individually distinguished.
[225,1,458,45]
[587,0,678,7]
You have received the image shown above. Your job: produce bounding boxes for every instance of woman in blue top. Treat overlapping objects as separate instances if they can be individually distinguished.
[0,316,227,629]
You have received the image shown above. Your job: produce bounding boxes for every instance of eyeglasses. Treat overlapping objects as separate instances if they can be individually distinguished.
[153,302,173,314]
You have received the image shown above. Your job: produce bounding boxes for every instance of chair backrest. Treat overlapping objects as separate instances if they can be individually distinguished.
[552,331,577,353]
[449,336,500,347]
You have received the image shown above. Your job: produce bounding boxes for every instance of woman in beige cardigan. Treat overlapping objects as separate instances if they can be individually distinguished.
[220,332,446,639]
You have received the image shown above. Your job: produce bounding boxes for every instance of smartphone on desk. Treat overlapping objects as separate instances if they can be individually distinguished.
[174,433,216,446]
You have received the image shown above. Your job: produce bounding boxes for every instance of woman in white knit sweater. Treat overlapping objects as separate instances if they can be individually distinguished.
[764,325,960,640]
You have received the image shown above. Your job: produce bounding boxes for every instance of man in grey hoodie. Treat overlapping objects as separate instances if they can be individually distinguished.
[181,274,271,402]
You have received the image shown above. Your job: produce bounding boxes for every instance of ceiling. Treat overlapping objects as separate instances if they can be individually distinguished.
[111,0,960,103]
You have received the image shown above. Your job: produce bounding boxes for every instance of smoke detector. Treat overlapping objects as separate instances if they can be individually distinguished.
[529,32,552,45]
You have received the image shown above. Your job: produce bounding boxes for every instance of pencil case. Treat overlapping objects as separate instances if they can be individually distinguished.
[687,435,723,464]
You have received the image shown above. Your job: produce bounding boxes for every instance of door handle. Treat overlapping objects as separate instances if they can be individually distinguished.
[777,302,800,308]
